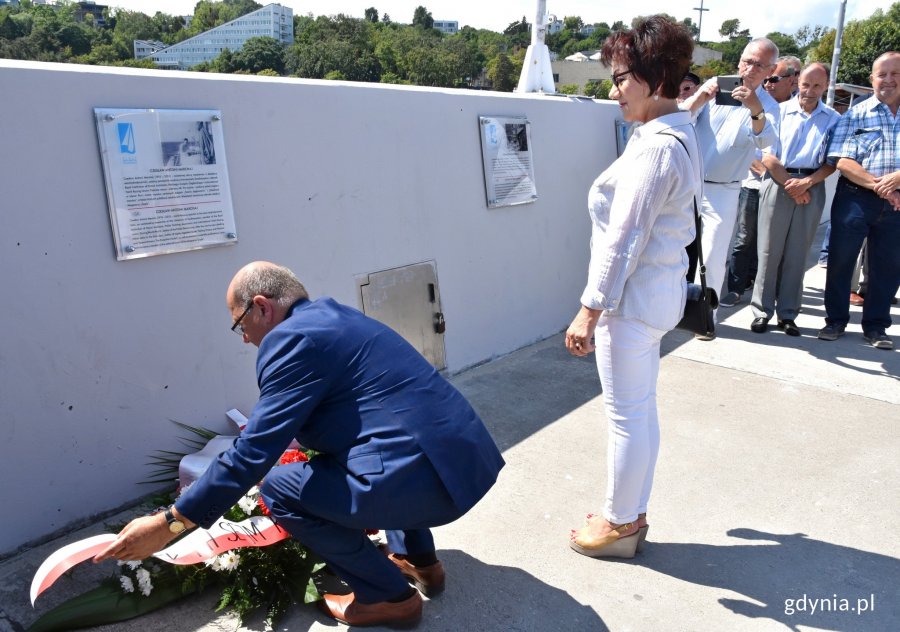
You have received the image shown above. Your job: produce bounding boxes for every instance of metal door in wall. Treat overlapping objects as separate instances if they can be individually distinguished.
[357,261,446,370]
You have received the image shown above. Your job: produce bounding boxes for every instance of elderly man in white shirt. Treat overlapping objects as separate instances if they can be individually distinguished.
[749,63,840,336]
[682,38,780,338]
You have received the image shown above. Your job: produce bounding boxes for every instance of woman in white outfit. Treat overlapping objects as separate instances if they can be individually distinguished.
[566,16,702,558]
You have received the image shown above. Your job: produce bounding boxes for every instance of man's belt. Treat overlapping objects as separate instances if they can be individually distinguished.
[784,167,817,176]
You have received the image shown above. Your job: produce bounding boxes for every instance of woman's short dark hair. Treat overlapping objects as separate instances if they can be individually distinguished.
[601,15,694,99]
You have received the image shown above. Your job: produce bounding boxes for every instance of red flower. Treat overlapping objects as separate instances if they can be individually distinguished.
[257,496,271,516]
[280,449,309,465]
[365,529,380,536]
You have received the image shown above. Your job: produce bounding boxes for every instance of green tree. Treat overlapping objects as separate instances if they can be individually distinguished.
[188,0,261,37]
[286,15,380,82]
[718,18,750,41]
[55,22,93,55]
[564,16,584,32]
[364,7,378,23]
[412,6,433,30]
[611,20,626,31]
[557,83,579,95]
[765,32,799,58]
[235,35,285,74]
[0,13,23,39]
[793,24,828,55]
[485,52,516,91]
[210,47,238,72]
[681,17,700,39]
[809,3,900,85]
[694,58,735,79]
[112,10,159,42]
[503,16,529,36]
[584,78,612,99]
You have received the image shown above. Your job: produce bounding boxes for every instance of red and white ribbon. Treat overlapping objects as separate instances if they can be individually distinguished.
[31,515,289,605]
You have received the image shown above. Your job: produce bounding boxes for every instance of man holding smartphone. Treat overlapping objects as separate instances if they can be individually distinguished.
[681,39,780,338]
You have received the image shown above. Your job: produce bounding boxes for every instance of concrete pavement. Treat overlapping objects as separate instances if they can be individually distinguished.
[3,231,898,632]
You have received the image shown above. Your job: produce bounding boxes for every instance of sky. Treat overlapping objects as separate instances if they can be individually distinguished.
[104,0,894,43]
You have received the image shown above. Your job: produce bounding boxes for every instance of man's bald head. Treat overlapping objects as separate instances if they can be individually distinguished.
[872,52,900,109]
[796,63,830,113]
[228,261,308,310]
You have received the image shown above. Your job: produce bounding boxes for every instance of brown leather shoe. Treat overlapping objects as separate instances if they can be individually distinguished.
[318,591,422,627]
[849,292,864,306]
[381,547,446,597]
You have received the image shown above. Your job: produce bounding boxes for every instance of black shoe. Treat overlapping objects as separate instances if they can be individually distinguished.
[863,330,893,350]
[777,319,800,336]
[817,324,845,341]
[750,317,769,333]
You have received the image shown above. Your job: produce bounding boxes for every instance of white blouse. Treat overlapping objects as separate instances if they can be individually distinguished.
[580,111,703,331]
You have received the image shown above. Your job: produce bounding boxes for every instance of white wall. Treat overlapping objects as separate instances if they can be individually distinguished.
[0,60,620,554]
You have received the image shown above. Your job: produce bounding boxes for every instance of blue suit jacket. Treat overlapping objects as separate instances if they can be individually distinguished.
[178,297,504,528]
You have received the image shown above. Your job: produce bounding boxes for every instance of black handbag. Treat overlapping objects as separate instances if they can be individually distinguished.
[659,132,718,337]
[677,194,718,336]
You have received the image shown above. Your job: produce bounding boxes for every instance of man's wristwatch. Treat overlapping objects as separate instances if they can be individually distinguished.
[750,110,765,121]
[163,506,186,534]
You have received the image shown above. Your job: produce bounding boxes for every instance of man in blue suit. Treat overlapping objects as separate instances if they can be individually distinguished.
[96,261,505,627]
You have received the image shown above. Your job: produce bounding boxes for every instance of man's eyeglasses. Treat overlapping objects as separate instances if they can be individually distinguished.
[740,58,771,70]
[611,70,633,88]
[231,301,254,335]
[763,74,792,84]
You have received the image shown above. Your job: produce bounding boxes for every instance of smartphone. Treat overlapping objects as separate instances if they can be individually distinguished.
[715,75,743,106]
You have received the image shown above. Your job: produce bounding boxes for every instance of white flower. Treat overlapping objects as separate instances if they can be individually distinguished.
[237,486,260,515]
[204,556,223,571]
[135,567,153,597]
[116,559,142,570]
[220,551,241,572]
[237,495,256,515]
[119,575,135,593]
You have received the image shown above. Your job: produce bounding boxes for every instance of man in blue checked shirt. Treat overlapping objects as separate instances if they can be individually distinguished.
[748,63,841,337]
[819,52,900,350]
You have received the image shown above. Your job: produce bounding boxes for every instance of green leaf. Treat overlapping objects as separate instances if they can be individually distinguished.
[27,580,197,632]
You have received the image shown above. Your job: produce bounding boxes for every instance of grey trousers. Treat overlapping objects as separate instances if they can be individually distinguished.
[751,178,826,321]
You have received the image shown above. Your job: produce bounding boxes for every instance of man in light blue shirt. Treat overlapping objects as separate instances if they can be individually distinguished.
[748,63,840,336]
[819,51,900,350]
[683,38,780,337]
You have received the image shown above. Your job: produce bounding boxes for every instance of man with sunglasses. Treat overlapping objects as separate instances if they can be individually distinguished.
[681,39,780,337]
[96,261,505,627]
[763,56,802,103]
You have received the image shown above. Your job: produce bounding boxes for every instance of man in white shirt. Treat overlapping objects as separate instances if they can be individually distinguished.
[720,56,803,308]
[682,38,780,338]
[748,63,840,336]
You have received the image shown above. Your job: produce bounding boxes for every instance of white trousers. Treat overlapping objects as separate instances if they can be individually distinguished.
[700,182,742,315]
[594,315,666,524]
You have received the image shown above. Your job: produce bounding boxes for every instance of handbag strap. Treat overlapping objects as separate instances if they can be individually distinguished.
[658,131,708,294]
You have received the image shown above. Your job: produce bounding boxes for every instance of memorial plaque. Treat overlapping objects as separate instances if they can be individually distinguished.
[94,108,237,260]
[478,116,537,209]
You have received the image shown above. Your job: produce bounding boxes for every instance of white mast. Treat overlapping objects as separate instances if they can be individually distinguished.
[516,0,556,94]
